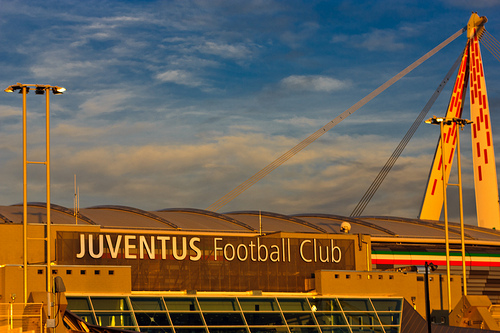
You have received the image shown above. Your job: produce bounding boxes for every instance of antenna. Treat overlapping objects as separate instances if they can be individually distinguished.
[74,175,79,224]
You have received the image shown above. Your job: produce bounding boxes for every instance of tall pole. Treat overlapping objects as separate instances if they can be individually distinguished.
[45,89,52,322]
[425,262,432,333]
[456,123,467,295]
[440,120,452,311]
[22,86,28,304]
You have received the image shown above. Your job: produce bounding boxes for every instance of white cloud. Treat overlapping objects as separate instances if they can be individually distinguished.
[155,70,202,87]
[281,75,350,92]
[197,42,253,60]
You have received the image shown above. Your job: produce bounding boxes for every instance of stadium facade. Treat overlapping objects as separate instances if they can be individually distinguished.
[1,203,500,332]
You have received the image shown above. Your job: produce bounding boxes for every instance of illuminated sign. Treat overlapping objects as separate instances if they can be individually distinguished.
[57,231,357,292]
[75,234,343,264]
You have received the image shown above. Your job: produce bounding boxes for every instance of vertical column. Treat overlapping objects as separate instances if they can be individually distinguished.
[420,46,469,220]
[469,30,500,229]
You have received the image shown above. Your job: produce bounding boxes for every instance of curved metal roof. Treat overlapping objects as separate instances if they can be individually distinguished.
[1,203,500,243]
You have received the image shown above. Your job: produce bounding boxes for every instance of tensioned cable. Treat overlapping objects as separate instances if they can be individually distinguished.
[349,52,464,217]
[206,28,466,212]
[481,29,500,63]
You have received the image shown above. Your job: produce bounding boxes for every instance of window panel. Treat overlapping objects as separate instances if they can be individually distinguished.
[318,327,350,333]
[174,328,207,333]
[278,298,311,311]
[164,298,199,311]
[207,328,248,333]
[288,327,320,333]
[199,298,239,311]
[73,312,96,325]
[338,299,374,312]
[283,313,315,325]
[383,327,400,333]
[203,313,244,326]
[244,313,284,326]
[371,299,402,312]
[308,299,340,312]
[344,313,381,326]
[170,313,204,326]
[130,297,165,311]
[67,297,92,311]
[95,312,135,327]
[91,297,130,310]
[238,298,279,311]
[135,312,171,326]
[377,313,401,326]
[249,328,288,333]
[141,328,173,333]
[314,313,346,326]
[350,327,384,333]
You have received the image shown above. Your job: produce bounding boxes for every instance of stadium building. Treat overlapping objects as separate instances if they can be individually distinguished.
[1,203,500,332]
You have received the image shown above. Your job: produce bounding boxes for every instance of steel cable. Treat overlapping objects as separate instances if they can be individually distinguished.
[206,28,466,212]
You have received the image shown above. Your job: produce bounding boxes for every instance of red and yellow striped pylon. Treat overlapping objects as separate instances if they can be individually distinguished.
[420,13,500,229]
[419,45,468,221]
[469,25,500,229]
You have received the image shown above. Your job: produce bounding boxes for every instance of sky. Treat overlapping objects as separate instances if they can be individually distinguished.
[1,0,500,225]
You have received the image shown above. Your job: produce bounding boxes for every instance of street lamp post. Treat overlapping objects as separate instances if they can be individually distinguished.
[425,262,438,333]
[4,83,65,325]
[425,116,472,311]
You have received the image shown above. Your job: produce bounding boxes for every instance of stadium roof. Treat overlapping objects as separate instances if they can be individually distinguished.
[2,202,500,244]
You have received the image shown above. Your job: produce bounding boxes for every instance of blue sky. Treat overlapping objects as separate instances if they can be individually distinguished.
[1,0,500,224]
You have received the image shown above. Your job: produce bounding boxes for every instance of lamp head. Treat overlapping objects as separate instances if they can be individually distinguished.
[52,86,66,95]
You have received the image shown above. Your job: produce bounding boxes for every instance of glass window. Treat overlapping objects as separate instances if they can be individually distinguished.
[314,313,347,326]
[383,327,400,333]
[338,299,374,312]
[91,297,130,310]
[170,313,204,326]
[203,313,244,326]
[289,327,320,333]
[283,313,315,325]
[130,297,165,311]
[344,313,380,326]
[73,312,96,325]
[318,327,350,333]
[164,298,199,311]
[244,313,284,326]
[238,298,279,311]
[175,328,207,333]
[350,327,384,333]
[95,312,135,327]
[249,328,288,333]
[141,328,173,333]
[377,313,401,326]
[371,299,402,312]
[135,312,171,326]
[67,297,92,311]
[207,328,247,333]
[278,299,311,311]
[308,298,340,312]
[199,298,239,311]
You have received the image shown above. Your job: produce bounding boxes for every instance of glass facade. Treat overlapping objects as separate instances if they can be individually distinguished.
[66,296,402,333]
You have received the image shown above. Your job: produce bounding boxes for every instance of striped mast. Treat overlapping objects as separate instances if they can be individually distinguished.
[420,13,500,230]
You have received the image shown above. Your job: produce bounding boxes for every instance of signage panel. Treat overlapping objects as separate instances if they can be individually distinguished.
[57,232,356,292]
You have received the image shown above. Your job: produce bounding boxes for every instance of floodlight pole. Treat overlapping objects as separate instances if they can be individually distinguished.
[4,84,65,325]
[21,86,28,304]
[425,116,472,311]
[438,119,452,311]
